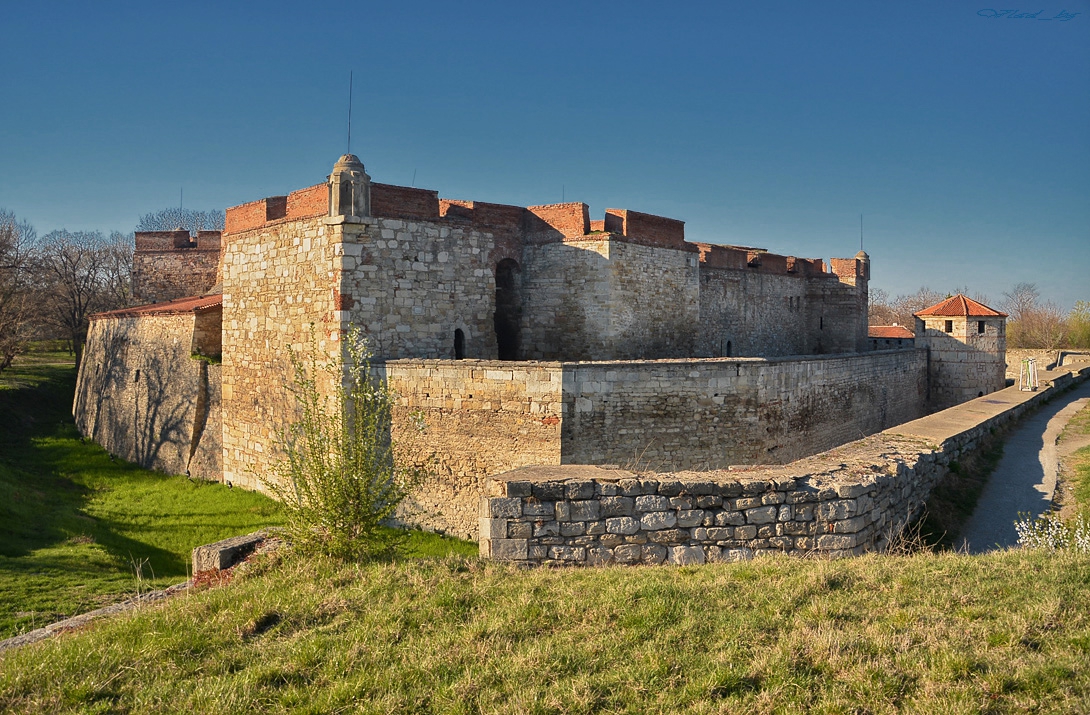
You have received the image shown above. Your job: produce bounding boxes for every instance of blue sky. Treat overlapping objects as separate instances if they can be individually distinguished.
[2,1,1087,309]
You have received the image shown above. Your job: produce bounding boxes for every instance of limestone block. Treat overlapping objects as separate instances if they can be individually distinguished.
[648,528,688,544]
[745,506,778,524]
[641,511,678,530]
[508,522,532,539]
[667,545,706,566]
[533,482,565,500]
[817,499,857,520]
[715,511,745,526]
[479,518,507,540]
[566,480,595,500]
[491,539,529,561]
[676,509,705,527]
[606,516,640,535]
[586,520,606,535]
[614,544,642,564]
[524,500,555,517]
[487,497,522,519]
[669,496,694,510]
[560,522,586,537]
[533,521,559,537]
[600,496,634,517]
[548,546,585,562]
[635,495,671,512]
[586,547,614,566]
[735,525,757,540]
[641,544,667,565]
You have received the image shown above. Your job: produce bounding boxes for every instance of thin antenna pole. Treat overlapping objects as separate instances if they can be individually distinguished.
[180,187,183,209]
[860,213,863,251]
[347,71,353,154]
[562,184,565,202]
[411,169,417,187]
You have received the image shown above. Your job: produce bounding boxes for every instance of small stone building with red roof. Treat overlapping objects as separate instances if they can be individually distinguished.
[868,324,914,350]
[914,294,1007,410]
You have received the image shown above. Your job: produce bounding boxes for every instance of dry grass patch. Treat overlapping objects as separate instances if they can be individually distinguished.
[2,549,1089,713]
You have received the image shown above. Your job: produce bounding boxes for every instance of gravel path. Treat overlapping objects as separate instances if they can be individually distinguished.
[959,378,1090,553]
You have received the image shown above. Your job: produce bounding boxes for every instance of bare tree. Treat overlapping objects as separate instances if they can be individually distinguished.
[890,287,945,327]
[35,230,131,369]
[1002,282,1041,324]
[136,207,224,235]
[0,210,38,373]
[868,288,897,325]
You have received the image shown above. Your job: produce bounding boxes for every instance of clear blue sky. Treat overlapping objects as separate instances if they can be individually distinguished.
[2,1,1087,309]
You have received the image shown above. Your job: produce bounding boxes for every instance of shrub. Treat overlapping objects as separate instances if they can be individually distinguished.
[264,325,424,561]
[1015,512,1090,554]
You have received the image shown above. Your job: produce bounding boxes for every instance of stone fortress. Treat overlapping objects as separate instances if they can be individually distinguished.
[75,153,1013,562]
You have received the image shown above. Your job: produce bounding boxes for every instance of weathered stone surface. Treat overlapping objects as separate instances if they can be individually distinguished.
[640,511,678,530]
[606,516,640,535]
[192,531,265,573]
[600,496,634,517]
[635,495,671,512]
[491,539,529,560]
[667,545,706,566]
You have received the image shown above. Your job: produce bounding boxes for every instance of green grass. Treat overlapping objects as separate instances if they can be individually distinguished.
[2,549,1089,713]
[0,352,477,641]
[0,351,286,638]
[1064,403,1090,516]
[917,437,1005,549]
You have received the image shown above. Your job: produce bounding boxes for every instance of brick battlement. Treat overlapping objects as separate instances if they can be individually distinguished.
[695,243,828,277]
[224,184,326,234]
[134,230,221,252]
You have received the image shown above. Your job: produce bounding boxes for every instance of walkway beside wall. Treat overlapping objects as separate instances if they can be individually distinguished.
[958,373,1090,553]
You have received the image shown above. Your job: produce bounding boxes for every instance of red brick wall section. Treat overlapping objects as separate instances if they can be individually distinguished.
[264,196,287,222]
[225,199,269,234]
[371,183,440,220]
[611,209,687,250]
[287,184,327,220]
[525,203,589,243]
[696,244,747,270]
[830,258,863,280]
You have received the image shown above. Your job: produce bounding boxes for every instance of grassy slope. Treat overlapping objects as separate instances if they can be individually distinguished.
[1064,405,1090,515]
[0,352,284,637]
[1,549,1089,714]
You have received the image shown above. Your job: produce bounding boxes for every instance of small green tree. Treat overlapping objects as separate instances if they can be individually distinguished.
[265,325,422,560]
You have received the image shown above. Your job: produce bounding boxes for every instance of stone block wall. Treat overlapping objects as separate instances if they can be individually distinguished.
[519,238,700,360]
[74,313,221,480]
[382,360,565,539]
[132,230,221,305]
[220,215,340,490]
[340,217,502,360]
[481,367,1088,565]
[916,315,1007,410]
[560,350,928,469]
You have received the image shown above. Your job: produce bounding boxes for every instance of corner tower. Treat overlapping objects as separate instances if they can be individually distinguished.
[914,294,1007,411]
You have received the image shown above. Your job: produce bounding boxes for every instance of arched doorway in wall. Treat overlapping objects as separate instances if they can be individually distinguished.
[454,329,465,359]
[494,258,521,360]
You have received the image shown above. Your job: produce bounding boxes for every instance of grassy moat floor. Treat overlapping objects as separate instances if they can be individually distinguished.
[2,353,1090,713]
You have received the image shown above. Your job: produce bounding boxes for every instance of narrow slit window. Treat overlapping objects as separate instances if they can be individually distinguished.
[978,320,985,334]
[454,329,465,360]
[944,320,953,333]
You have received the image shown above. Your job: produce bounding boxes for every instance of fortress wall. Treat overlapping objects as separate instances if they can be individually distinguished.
[519,239,700,360]
[221,216,339,490]
[132,249,221,304]
[73,313,221,480]
[482,367,1089,565]
[339,217,501,360]
[809,261,869,354]
[560,350,928,470]
[519,239,613,360]
[383,360,565,539]
[696,268,811,357]
[605,240,700,358]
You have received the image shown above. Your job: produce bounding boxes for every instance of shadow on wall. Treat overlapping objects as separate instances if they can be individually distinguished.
[74,320,206,477]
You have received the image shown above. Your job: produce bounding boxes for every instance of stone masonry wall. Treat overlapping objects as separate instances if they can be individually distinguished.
[382,360,564,539]
[74,313,221,480]
[220,215,340,490]
[561,350,928,470]
[481,367,1089,565]
[519,239,700,360]
[917,315,1007,410]
[132,233,221,305]
[339,217,501,360]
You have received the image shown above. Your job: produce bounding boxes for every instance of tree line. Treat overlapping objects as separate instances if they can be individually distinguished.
[0,207,225,374]
[870,283,1090,350]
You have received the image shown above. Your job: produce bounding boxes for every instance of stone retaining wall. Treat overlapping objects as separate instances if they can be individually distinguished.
[480,367,1089,565]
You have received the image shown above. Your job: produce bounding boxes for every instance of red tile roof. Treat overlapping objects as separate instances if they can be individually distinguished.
[914,294,1007,318]
[91,294,222,320]
[869,325,914,339]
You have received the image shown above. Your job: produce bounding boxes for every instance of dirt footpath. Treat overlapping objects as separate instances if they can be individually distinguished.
[959,378,1090,553]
